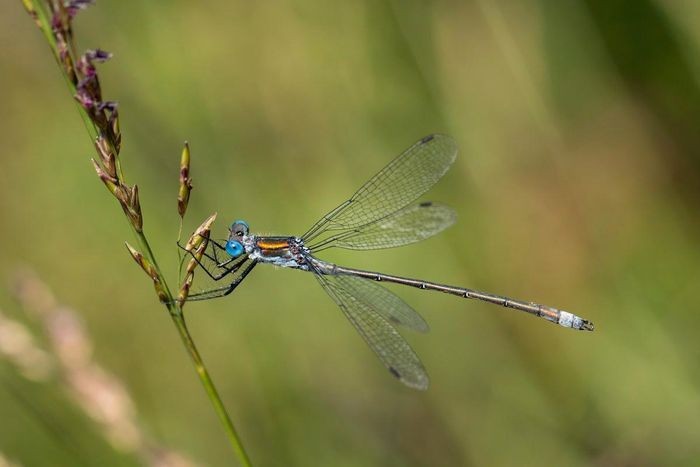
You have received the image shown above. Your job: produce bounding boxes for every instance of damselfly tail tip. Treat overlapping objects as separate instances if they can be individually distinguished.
[558,311,595,332]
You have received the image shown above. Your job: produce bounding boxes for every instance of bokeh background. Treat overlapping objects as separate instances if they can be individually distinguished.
[2,0,700,465]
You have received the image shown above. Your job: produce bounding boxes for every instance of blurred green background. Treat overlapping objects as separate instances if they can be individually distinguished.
[2,0,700,465]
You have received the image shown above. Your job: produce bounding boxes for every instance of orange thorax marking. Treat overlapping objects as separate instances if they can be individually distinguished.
[256,239,290,251]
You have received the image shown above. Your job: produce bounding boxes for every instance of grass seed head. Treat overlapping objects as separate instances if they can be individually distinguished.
[125,184,143,232]
[92,158,119,195]
[184,212,217,252]
[177,274,194,306]
[21,0,41,27]
[23,1,131,232]
[111,110,121,153]
[185,239,208,277]
[179,213,217,306]
[94,159,142,233]
[125,243,168,303]
[65,0,96,18]
[94,135,117,178]
[177,141,193,218]
[125,243,157,280]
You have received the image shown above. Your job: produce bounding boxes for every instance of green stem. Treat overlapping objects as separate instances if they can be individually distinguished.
[25,2,254,464]
[171,312,253,467]
[134,231,252,467]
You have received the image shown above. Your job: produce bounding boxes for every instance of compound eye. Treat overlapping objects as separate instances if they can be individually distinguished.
[230,220,249,238]
[225,239,244,258]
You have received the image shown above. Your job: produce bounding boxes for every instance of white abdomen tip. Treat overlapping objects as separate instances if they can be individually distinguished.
[558,311,594,331]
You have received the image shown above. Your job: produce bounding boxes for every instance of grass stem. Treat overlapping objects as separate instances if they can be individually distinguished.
[22,1,254,464]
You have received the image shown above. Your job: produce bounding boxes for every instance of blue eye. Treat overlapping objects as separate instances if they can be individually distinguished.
[225,240,244,257]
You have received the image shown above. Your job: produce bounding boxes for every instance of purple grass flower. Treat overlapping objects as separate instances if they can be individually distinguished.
[85,48,113,63]
[78,49,112,77]
[97,101,118,115]
[65,0,96,18]
[74,88,95,110]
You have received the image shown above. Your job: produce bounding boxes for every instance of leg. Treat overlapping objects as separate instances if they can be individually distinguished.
[178,238,236,268]
[178,240,247,281]
[186,260,257,301]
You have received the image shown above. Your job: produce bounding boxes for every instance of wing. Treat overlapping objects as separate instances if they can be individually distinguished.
[330,274,429,332]
[316,273,429,390]
[302,134,457,242]
[308,202,456,251]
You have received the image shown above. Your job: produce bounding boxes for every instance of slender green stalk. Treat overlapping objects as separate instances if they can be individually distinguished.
[133,229,252,466]
[22,1,253,464]
[171,312,252,467]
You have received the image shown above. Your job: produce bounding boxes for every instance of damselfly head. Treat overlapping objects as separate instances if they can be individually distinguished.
[226,220,249,257]
[229,219,249,238]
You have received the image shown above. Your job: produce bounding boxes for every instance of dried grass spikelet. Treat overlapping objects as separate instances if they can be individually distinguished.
[183,212,217,253]
[177,142,193,218]
[178,213,217,305]
[22,2,247,463]
[26,0,140,232]
[125,243,168,303]
[20,0,41,28]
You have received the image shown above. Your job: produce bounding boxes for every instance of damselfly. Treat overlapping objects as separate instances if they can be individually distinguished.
[181,134,593,390]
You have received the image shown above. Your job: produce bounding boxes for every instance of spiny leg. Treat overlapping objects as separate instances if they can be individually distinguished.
[177,240,247,281]
[178,238,233,267]
[186,260,258,301]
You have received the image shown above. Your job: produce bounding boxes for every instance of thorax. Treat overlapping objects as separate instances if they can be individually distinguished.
[247,236,310,270]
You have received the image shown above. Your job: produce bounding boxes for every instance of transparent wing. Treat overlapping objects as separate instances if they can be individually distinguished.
[316,273,429,390]
[309,202,456,251]
[332,274,429,332]
[302,134,457,241]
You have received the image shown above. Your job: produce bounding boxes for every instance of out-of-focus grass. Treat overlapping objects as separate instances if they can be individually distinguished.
[2,0,700,465]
